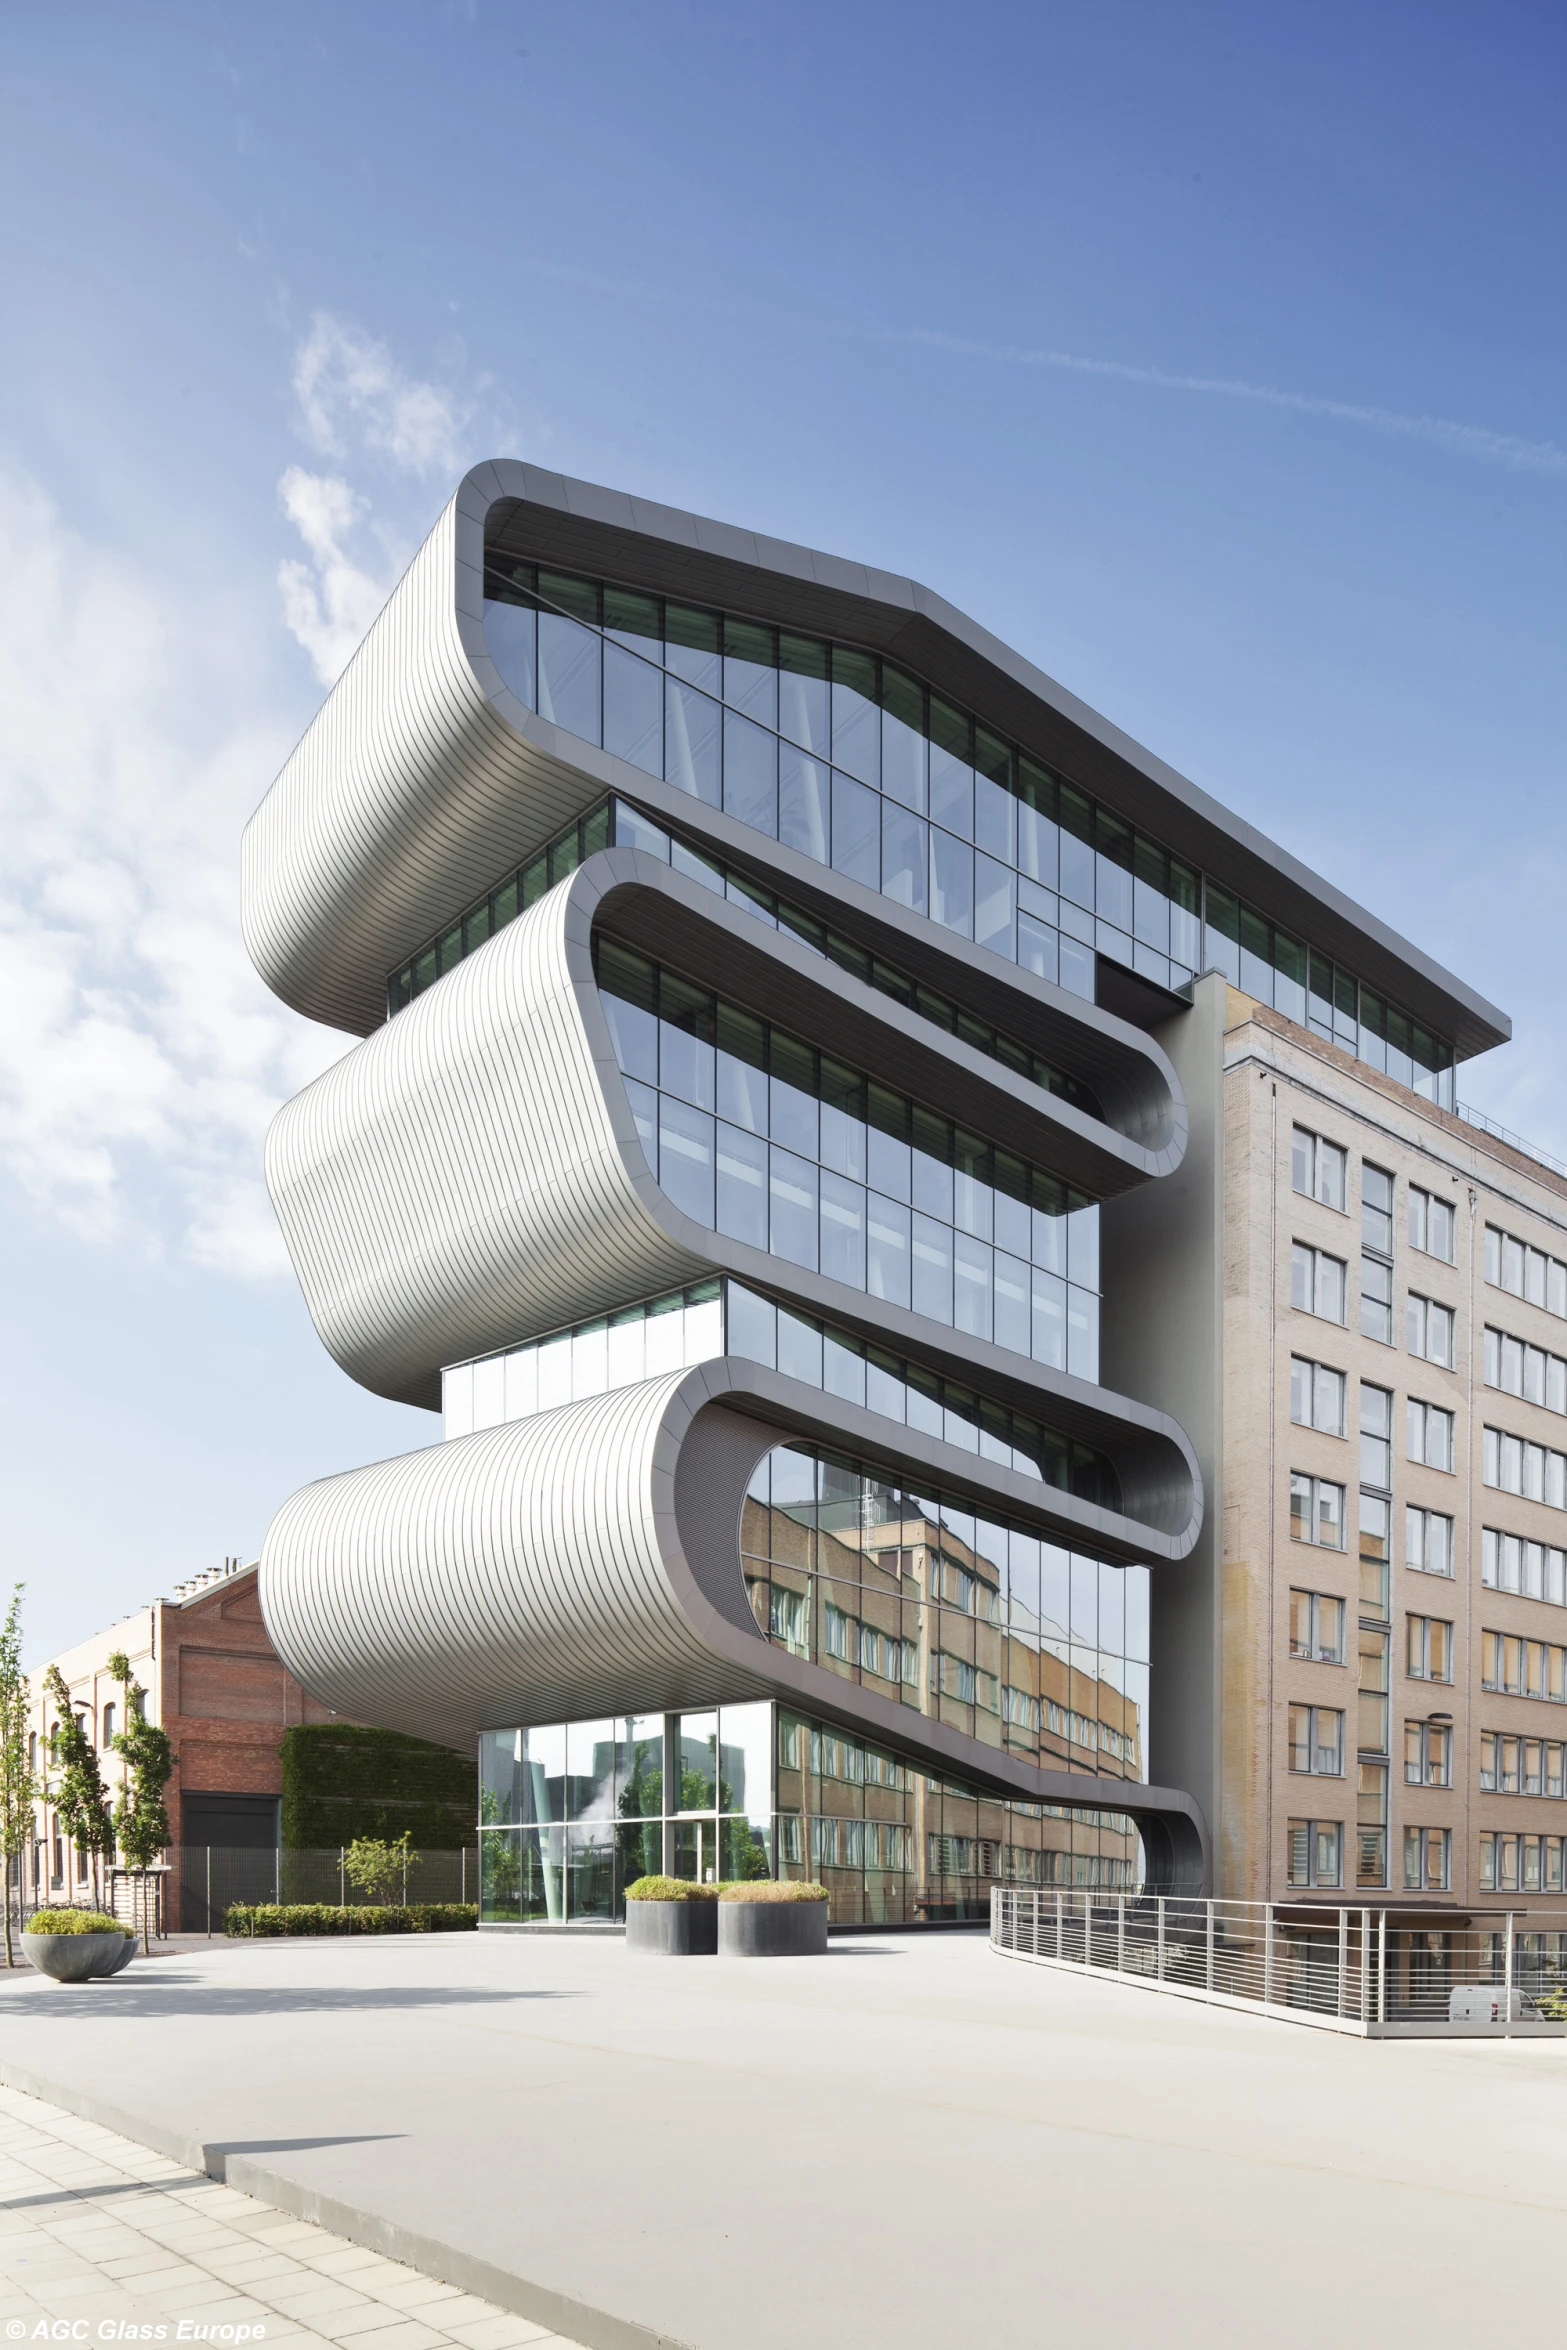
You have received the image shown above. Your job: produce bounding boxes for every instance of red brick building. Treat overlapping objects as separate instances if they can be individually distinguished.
[29,1559,347,1910]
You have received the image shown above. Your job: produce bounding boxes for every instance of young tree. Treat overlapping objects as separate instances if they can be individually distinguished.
[43,1665,114,1906]
[107,1651,175,1952]
[0,1587,38,1966]
[344,1829,415,1906]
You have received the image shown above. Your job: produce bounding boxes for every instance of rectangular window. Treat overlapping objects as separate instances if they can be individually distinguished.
[1358,1628,1390,1755]
[1408,1187,1456,1264]
[1360,1166,1394,1344]
[1292,1127,1347,1212]
[1485,1224,1567,1317]
[1406,1615,1454,1683]
[1292,1243,1347,1324]
[1403,1826,1450,1892]
[1361,1164,1394,1253]
[1405,1506,1454,1577]
[1404,1721,1452,1788]
[1406,1399,1455,1473]
[1359,1492,1391,1619]
[1359,1384,1392,1492]
[1483,1324,1567,1414]
[1406,1294,1455,1369]
[1290,1474,1346,1549]
[1286,1820,1343,1889]
[1288,1704,1345,1775]
[1357,1762,1388,1888]
[1289,1589,1346,1664]
[1290,1357,1347,1436]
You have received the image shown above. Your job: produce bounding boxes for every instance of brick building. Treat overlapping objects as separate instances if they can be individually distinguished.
[28,1558,345,1908]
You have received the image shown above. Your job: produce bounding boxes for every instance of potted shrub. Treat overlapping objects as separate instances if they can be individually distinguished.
[624,1875,721,1955]
[718,1881,829,1957]
[22,1908,134,1984]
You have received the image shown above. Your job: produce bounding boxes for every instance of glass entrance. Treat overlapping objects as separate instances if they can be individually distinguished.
[673,1817,721,1885]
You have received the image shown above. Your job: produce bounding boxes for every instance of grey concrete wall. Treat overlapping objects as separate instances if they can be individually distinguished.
[1100,973,1227,1861]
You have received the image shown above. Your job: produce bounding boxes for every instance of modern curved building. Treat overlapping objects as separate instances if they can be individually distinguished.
[248,460,1519,1935]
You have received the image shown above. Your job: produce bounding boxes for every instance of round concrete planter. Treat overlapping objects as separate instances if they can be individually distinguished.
[91,1936,137,1978]
[718,1900,828,1957]
[625,1900,718,1956]
[22,1931,130,1984]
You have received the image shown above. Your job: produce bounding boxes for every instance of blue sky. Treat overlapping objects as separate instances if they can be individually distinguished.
[1,1,1561,1658]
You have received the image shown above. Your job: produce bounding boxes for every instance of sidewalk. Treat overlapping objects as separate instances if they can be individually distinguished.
[0,2080,582,2350]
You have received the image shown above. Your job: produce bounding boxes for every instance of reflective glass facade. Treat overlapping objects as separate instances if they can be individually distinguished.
[597,939,1102,1379]
[744,1442,1149,1781]
[389,796,1099,1120]
[478,1699,1145,1929]
[479,561,1455,1106]
[442,1277,1121,1510]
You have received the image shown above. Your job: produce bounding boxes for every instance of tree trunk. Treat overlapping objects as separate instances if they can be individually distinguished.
[3,1856,12,1969]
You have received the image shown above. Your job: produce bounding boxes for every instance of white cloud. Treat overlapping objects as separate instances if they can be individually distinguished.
[277,314,473,686]
[0,463,347,1274]
[276,466,392,687]
[292,310,468,479]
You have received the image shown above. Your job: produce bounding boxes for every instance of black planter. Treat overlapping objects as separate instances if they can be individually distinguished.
[718,1900,829,1957]
[625,1899,718,1955]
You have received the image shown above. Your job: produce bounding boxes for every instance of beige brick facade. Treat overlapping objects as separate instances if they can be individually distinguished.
[1218,987,1567,1911]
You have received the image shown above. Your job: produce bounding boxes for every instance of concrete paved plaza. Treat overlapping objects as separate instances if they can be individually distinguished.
[0,1928,1563,2349]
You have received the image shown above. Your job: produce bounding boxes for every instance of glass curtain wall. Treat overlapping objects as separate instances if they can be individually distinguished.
[596,939,1102,1380]
[442,1278,1120,1510]
[478,1701,1146,1928]
[743,1442,1149,1781]
[479,561,1456,1106]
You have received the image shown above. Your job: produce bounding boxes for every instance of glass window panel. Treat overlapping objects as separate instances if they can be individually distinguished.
[831,649,880,784]
[776,1307,823,1387]
[820,1171,868,1290]
[778,635,830,753]
[912,1212,954,1324]
[675,1711,719,1812]
[880,667,927,810]
[657,1096,715,1226]
[867,1192,912,1309]
[723,708,778,837]
[881,802,929,916]
[602,643,664,777]
[723,619,778,725]
[718,1701,774,1822]
[665,677,722,805]
[1031,1267,1067,1369]
[716,1122,769,1248]
[1017,911,1058,985]
[974,771,1016,864]
[930,829,975,938]
[536,613,602,745]
[832,771,881,888]
[769,1147,820,1269]
[954,1233,994,1342]
[484,598,537,707]
[928,700,973,838]
[777,743,831,864]
[975,854,1015,958]
[664,604,721,693]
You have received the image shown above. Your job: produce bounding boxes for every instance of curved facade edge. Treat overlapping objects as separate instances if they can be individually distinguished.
[240,464,1204,1145]
[263,851,1201,1546]
[258,1364,1210,1889]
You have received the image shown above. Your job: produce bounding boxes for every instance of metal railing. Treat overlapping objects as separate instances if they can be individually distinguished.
[991,1888,1567,2037]
[1457,1101,1567,1183]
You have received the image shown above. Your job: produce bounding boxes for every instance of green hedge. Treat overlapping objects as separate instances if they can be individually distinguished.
[225,1902,479,1937]
[280,1724,473,1848]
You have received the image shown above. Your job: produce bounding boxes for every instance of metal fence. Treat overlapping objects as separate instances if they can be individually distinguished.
[991,1887,1567,2037]
[3,1849,479,1939]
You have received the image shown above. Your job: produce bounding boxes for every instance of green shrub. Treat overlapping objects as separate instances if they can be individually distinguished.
[718,1881,828,1905]
[625,1875,724,1902]
[280,1724,473,1849]
[26,1908,124,1935]
[224,1902,478,1938]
